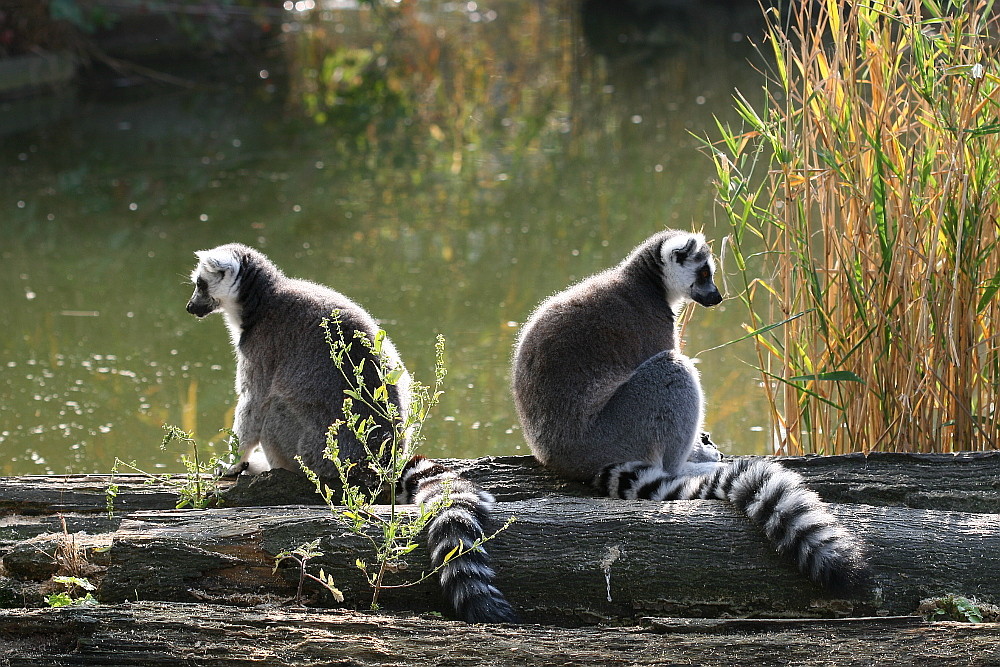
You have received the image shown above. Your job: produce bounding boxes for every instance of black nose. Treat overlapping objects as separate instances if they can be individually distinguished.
[695,288,723,308]
[186,300,212,317]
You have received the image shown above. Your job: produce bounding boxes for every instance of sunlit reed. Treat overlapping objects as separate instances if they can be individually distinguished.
[709,0,1000,454]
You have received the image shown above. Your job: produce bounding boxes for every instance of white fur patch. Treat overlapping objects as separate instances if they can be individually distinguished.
[679,461,725,478]
[244,446,272,474]
[190,246,245,341]
[658,233,709,307]
[659,232,706,264]
[195,247,241,277]
[192,249,241,298]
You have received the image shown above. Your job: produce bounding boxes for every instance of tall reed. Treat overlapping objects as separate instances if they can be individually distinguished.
[709,0,1000,454]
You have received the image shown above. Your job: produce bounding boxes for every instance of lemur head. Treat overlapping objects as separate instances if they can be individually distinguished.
[659,232,723,309]
[186,244,245,318]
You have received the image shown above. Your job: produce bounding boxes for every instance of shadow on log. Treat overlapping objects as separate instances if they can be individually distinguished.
[3,602,1000,666]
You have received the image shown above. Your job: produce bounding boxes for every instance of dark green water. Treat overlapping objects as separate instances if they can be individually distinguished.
[1,0,772,475]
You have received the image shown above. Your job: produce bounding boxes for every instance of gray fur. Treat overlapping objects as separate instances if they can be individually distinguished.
[186,243,517,622]
[512,230,868,593]
[512,229,721,482]
[186,243,410,482]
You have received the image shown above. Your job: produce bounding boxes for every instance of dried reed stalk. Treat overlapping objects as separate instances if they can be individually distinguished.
[710,0,1000,454]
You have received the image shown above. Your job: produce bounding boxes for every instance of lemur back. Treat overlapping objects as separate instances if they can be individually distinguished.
[187,243,516,623]
[512,230,868,593]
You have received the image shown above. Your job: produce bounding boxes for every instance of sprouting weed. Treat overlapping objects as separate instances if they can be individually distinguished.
[287,311,511,610]
[273,539,345,604]
[45,576,97,608]
[919,595,998,623]
[105,426,238,515]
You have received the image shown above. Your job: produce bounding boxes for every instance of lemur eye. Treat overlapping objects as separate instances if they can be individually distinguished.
[698,267,710,281]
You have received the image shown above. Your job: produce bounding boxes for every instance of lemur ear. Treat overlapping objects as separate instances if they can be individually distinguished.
[672,238,697,264]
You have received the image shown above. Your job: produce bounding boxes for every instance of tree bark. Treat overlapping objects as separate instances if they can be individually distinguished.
[4,496,999,624]
[1,602,999,667]
[3,454,1000,663]
[2,451,999,517]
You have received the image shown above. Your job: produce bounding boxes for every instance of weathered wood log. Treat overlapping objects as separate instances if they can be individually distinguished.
[2,451,999,517]
[4,498,998,624]
[463,451,1000,513]
[2,454,999,625]
[1,602,999,667]
[0,474,197,517]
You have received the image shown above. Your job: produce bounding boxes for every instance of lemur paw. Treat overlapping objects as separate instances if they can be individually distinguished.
[219,460,250,478]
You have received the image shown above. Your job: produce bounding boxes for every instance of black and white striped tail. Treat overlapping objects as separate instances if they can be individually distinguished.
[595,458,869,593]
[398,456,517,623]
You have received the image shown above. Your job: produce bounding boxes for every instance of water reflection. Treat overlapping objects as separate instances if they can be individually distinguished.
[1,0,770,474]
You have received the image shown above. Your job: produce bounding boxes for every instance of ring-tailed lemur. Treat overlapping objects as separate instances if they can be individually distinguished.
[186,243,516,623]
[511,230,869,592]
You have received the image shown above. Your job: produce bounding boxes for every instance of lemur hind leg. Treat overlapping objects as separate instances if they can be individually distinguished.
[590,349,703,476]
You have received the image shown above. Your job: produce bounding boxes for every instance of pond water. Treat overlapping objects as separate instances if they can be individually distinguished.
[0,0,773,475]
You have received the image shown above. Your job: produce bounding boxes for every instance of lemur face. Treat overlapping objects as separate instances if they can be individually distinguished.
[660,234,723,308]
[186,247,242,317]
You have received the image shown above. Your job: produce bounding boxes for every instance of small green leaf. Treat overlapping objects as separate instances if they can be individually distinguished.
[384,366,405,385]
[45,592,74,608]
[52,576,95,591]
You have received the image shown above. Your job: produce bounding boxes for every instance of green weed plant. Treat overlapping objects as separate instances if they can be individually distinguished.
[45,576,97,608]
[285,311,511,611]
[920,594,998,622]
[105,425,237,515]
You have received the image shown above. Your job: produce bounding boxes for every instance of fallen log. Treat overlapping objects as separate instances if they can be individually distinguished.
[1,451,999,517]
[4,497,998,624]
[1,602,999,667]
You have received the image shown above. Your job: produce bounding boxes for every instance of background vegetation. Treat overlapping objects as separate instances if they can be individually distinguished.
[2,1,768,473]
[711,0,1000,454]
